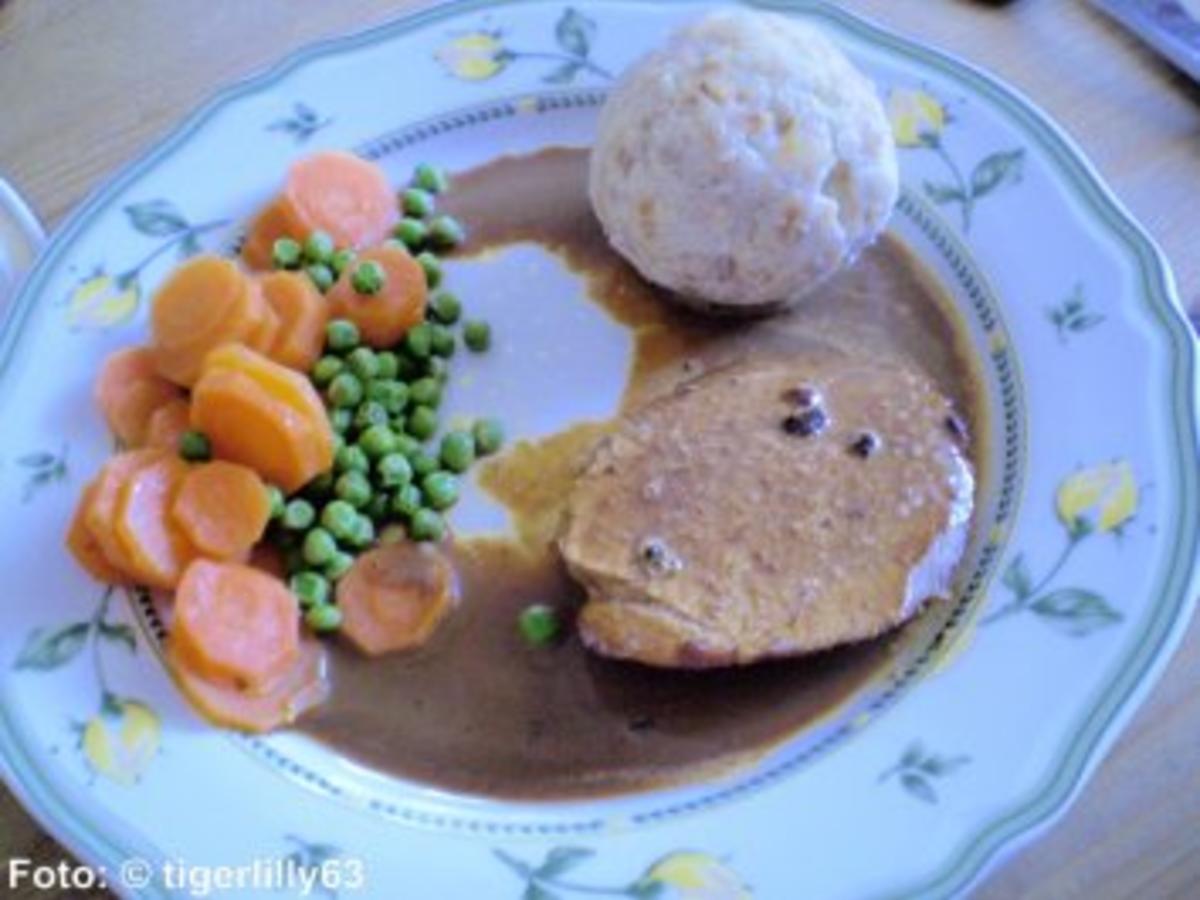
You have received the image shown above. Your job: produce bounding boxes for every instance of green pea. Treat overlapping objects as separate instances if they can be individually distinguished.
[376,351,400,380]
[351,260,386,296]
[178,430,212,462]
[428,215,465,251]
[305,263,335,293]
[327,372,363,408]
[409,377,441,408]
[311,355,344,387]
[439,430,476,474]
[335,470,372,508]
[394,434,421,458]
[304,471,335,502]
[518,604,561,646]
[390,414,407,435]
[282,498,316,531]
[330,408,353,434]
[380,524,407,545]
[413,163,449,194]
[421,471,459,510]
[430,324,457,358]
[463,319,491,352]
[330,248,357,277]
[326,319,360,352]
[272,237,302,270]
[401,187,435,218]
[392,217,428,251]
[305,604,343,633]
[359,424,397,459]
[472,418,505,456]
[406,405,439,440]
[425,355,450,383]
[404,322,434,359]
[302,527,338,566]
[347,514,376,549]
[352,401,386,432]
[428,291,462,325]
[409,451,440,480]
[375,452,413,488]
[367,379,409,415]
[391,484,423,519]
[324,551,355,582]
[321,499,359,542]
[335,444,370,474]
[347,346,380,381]
[365,493,389,521]
[416,252,442,289]
[265,485,286,520]
[409,508,446,542]
[289,571,330,608]
[331,431,346,454]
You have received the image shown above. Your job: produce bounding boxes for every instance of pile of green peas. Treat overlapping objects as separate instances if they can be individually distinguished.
[271,229,357,294]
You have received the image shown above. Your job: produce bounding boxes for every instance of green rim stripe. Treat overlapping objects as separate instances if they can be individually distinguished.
[0,2,1195,897]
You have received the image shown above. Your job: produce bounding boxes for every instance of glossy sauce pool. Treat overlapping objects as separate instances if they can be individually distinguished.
[296,148,987,799]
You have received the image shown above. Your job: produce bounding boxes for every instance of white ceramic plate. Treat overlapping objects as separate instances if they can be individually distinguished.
[1,2,1197,897]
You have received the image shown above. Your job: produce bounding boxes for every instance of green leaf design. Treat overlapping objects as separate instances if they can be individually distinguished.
[901,772,937,804]
[900,742,924,767]
[494,850,534,879]
[523,884,562,900]
[1001,554,1033,599]
[14,622,89,670]
[17,452,56,468]
[536,847,594,879]
[543,61,583,84]
[124,200,190,237]
[969,149,1024,199]
[919,754,969,776]
[1030,588,1122,636]
[555,8,595,58]
[98,621,137,654]
[923,181,966,204]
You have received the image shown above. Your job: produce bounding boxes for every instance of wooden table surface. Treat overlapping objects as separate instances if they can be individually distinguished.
[1,1,1197,897]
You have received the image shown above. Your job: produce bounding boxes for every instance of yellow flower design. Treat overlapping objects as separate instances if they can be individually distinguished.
[81,700,160,786]
[1056,460,1138,534]
[436,32,508,81]
[887,88,946,148]
[67,272,139,330]
[643,852,751,900]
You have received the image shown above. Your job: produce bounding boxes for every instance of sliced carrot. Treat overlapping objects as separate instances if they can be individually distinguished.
[258,271,328,372]
[114,455,195,589]
[241,196,295,271]
[144,397,192,451]
[170,559,300,691]
[327,244,428,348]
[283,151,397,249]
[337,542,458,656]
[171,461,270,561]
[94,347,183,447]
[149,255,261,386]
[167,637,328,733]
[246,281,281,354]
[191,368,319,492]
[67,481,131,584]
[84,449,169,576]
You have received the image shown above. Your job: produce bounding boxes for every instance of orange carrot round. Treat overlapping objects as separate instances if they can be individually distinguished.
[258,271,328,372]
[144,397,192,451]
[282,151,397,249]
[149,255,264,386]
[327,244,428,348]
[170,559,301,691]
[241,196,295,271]
[337,542,457,656]
[114,455,195,589]
[166,637,327,732]
[94,347,183,447]
[85,449,169,577]
[172,461,270,561]
[67,481,131,584]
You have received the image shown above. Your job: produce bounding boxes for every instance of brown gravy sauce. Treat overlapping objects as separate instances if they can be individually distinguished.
[297,148,987,799]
